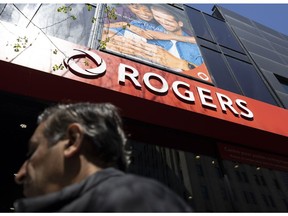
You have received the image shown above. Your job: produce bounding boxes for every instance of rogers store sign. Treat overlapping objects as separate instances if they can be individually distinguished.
[64,49,254,121]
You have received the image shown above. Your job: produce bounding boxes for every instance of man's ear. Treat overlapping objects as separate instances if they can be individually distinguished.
[178,21,184,28]
[64,123,84,158]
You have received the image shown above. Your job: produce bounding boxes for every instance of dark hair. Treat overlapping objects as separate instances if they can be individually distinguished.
[38,102,129,171]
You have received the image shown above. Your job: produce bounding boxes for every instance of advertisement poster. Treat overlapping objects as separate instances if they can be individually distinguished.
[101,4,213,83]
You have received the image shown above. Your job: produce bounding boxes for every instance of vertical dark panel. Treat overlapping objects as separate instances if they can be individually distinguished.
[225,56,277,105]
[201,47,242,94]
[184,5,213,41]
[204,14,244,53]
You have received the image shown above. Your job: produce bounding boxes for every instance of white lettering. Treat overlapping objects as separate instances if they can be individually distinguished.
[118,63,141,89]
[197,87,217,110]
[216,92,239,116]
[172,81,195,102]
[65,51,254,121]
[236,99,254,120]
[143,72,168,94]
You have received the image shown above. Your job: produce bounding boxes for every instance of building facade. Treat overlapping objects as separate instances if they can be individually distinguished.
[0,4,287,212]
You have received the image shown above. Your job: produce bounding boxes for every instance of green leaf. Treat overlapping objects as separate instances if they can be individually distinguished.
[86,4,93,11]
[84,60,89,66]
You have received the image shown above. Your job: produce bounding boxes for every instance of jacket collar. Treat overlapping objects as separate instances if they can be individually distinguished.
[14,168,124,212]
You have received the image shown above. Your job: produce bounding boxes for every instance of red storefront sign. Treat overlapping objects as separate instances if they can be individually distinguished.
[65,49,254,121]
[0,23,287,156]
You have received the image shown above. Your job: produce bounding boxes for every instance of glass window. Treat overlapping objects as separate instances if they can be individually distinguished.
[0,4,37,23]
[196,164,204,176]
[200,47,242,94]
[220,46,250,63]
[0,4,40,27]
[215,167,223,178]
[204,14,244,53]
[225,56,278,105]
[254,21,283,39]
[225,16,262,37]
[0,4,96,47]
[271,42,288,58]
[220,187,228,200]
[249,192,257,205]
[0,4,5,12]
[268,195,276,207]
[259,27,288,50]
[232,25,273,50]
[196,37,220,51]
[184,6,213,41]
[254,175,261,185]
[276,75,288,94]
[232,189,238,201]
[0,4,95,46]
[31,4,96,46]
[235,170,243,182]
[241,39,285,65]
[283,199,288,210]
[243,191,250,204]
[274,179,281,190]
[200,185,210,200]
[250,53,287,76]
[241,172,249,183]
[260,176,267,186]
[218,7,254,26]
[262,194,270,206]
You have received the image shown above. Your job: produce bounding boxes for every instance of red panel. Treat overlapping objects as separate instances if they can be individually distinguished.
[0,33,287,157]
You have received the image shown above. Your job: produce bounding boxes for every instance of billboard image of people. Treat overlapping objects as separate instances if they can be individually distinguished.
[101,4,212,83]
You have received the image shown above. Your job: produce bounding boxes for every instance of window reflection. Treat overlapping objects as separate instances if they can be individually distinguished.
[204,14,244,53]
[0,4,97,47]
[184,6,213,41]
[32,4,96,46]
[225,55,277,105]
[200,47,242,94]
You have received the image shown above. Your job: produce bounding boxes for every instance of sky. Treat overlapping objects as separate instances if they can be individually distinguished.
[187,4,288,36]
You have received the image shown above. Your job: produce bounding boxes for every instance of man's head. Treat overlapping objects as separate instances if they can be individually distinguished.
[15,102,128,198]
[128,4,154,22]
[150,5,183,33]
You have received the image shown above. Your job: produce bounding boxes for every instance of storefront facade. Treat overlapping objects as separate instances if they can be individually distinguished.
[0,4,287,212]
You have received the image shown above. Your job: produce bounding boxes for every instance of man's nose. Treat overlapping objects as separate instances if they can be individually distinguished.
[15,161,28,185]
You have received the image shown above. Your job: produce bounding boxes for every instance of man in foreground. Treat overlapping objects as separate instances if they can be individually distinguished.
[14,102,192,212]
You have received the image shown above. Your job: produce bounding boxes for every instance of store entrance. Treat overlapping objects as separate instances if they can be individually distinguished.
[0,91,50,211]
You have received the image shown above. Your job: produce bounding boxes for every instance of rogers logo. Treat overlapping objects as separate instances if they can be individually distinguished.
[197,72,210,81]
[64,49,106,77]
